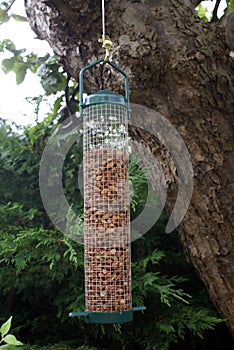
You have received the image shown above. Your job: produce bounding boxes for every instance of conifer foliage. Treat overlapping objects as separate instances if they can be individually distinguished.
[0,113,223,349]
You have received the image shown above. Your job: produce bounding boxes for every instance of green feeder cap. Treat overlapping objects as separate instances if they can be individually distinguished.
[83,90,127,107]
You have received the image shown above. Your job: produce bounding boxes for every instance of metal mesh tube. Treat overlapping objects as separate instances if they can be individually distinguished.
[83,103,131,313]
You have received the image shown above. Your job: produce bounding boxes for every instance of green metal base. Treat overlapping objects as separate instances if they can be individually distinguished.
[69,306,146,324]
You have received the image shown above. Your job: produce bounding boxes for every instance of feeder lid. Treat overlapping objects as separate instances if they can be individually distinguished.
[83,90,127,107]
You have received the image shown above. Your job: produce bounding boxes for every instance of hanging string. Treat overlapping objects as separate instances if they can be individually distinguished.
[99,0,113,63]
[102,0,105,42]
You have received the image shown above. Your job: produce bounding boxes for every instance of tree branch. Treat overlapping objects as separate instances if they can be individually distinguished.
[65,73,73,116]
[226,12,234,50]
[64,76,79,116]
[5,0,16,12]
[70,84,79,103]
[211,0,222,22]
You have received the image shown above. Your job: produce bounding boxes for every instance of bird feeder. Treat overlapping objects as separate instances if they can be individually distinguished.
[69,58,145,324]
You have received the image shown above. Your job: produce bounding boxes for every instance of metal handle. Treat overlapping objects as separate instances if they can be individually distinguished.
[79,58,129,109]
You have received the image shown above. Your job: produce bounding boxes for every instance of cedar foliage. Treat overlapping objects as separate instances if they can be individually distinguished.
[0,114,226,349]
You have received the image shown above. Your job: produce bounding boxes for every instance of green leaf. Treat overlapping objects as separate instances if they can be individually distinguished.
[196,4,211,22]
[36,53,50,64]
[16,65,27,85]
[0,9,10,24]
[0,317,12,337]
[2,39,16,52]
[38,60,67,95]
[41,73,67,95]
[11,14,28,22]
[0,1,9,8]
[3,334,23,346]
[158,322,175,335]
[1,58,15,74]
[53,96,63,115]
[0,344,19,349]
[14,255,27,274]
[228,0,234,11]
[26,208,37,220]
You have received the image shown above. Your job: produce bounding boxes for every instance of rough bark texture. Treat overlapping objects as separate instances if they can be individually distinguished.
[24,0,234,334]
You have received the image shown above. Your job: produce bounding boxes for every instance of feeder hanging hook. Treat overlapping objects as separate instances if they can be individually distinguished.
[98,35,114,63]
[98,0,114,63]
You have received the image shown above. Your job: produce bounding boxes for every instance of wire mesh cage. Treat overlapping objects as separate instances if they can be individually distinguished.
[83,97,131,314]
[69,59,145,324]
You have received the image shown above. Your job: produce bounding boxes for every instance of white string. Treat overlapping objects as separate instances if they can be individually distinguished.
[102,0,105,40]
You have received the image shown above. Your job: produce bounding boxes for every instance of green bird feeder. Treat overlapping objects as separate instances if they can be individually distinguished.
[69,58,145,324]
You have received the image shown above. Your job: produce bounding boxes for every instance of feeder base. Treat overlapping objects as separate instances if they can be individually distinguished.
[69,306,146,324]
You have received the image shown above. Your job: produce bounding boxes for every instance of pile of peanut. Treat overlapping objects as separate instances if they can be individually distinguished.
[84,149,132,312]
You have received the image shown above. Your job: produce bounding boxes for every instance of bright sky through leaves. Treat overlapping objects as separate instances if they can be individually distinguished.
[0,0,52,126]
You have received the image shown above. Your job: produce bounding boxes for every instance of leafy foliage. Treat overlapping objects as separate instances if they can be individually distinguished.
[37,58,67,95]
[0,1,27,25]
[0,317,23,348]
[227,0,234,11]
[196,3,212,22]
[196,0,234,22]
[0,117,224,349]
[22,344,98,350]
[0,38,50,84]
[129,154,149,213]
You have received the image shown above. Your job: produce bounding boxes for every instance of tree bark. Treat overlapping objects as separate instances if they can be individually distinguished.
[25,0,234,334]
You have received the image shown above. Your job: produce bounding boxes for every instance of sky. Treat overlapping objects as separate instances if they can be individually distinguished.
[0,0,227,127]
[0,0,53,126]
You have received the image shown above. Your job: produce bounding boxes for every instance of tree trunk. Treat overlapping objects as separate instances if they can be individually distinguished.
[25,0,234,334]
